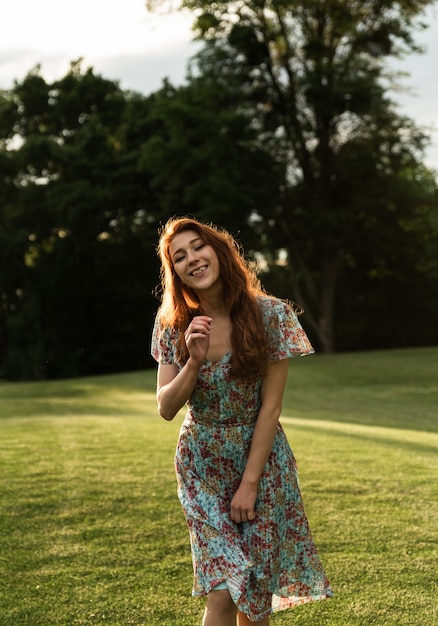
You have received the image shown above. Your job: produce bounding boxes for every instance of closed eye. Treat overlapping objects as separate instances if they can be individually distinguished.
[172,239,206,264]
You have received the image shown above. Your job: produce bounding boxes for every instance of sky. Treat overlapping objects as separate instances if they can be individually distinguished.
[0,0,437,169]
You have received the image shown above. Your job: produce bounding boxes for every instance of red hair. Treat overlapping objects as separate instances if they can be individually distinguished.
[156,216,268,379]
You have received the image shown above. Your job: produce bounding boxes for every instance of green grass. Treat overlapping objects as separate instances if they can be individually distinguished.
[0,347,437,625]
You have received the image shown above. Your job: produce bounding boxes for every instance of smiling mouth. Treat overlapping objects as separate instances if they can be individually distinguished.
[191,265,208,277]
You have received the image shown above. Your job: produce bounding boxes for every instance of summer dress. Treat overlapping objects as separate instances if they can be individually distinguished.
[151,296,333,621]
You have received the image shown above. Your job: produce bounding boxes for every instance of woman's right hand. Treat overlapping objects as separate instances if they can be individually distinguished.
[184,315,212,364]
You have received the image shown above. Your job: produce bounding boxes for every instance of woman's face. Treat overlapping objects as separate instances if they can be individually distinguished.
[169,229,221,293]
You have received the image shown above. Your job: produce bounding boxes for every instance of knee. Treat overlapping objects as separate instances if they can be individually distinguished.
[206,589,237,618]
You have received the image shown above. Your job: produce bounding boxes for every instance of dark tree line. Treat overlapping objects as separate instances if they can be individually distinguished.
[1,0,438,381]
[173,0,438,352]
[0,64,158,378]
[0,63,287,379]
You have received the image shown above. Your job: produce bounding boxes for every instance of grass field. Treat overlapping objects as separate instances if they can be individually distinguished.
[0,347,437,626]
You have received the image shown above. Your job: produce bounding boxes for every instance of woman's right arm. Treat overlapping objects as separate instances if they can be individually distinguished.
[156,359,201,421]
[156,315,211,420]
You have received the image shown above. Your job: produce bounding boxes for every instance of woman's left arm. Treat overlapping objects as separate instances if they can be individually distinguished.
[230,358,290,523]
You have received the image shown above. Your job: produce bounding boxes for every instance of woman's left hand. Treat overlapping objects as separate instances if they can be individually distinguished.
[230,481,258,523]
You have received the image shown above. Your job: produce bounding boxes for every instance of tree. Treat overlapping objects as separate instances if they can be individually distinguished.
[147,0,437,352]
[0,63,161,379]
[138,78,282,243]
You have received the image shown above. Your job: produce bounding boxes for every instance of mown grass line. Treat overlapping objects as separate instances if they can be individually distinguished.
[0,348,437,625]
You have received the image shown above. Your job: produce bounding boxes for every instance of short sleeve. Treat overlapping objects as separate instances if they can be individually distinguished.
[150,315,180,364]
[261,297,314,360]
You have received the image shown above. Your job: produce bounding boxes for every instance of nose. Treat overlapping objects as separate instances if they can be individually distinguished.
[186,249,199,264]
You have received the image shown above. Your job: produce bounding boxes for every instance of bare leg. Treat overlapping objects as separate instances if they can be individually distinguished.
[202,589,238,626]
[237,611,270,626]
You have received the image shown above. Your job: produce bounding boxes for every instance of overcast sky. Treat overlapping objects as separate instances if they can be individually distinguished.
[1,0,437,169]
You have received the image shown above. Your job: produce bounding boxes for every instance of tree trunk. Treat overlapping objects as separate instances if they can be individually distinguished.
[286,245,338,354]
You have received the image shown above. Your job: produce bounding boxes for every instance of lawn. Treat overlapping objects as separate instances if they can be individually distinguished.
[0,347,437,625]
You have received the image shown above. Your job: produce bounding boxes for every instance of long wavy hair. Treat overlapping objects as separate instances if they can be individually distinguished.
[156,216,269,379]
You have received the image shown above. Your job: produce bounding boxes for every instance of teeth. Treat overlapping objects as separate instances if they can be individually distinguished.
[192,266,207,276]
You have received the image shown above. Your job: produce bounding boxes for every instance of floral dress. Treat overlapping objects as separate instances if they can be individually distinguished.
[151,296,333,621]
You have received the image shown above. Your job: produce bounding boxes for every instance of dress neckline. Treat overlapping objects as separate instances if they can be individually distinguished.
[204,351,231,366]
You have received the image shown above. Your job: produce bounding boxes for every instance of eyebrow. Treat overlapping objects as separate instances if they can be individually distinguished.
[171,237,203,259]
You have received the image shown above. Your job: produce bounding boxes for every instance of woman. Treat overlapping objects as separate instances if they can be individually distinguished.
[151,216,333,625]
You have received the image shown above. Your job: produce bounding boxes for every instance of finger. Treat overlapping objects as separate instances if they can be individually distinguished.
[239,509,255,523]
[186,324,207,337]
[192,326,209,335]
[191,320,212,333]
[186,331,209,345]
[187,324,209,336]
[193,315,212,325]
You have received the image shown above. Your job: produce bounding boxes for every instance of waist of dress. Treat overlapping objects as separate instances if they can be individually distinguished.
[187,409,258,427]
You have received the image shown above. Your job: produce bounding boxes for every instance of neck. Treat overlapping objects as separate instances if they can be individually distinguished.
[196,285,228,317]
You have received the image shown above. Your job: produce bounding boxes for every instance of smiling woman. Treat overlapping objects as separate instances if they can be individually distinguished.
[169,231,221,291]
[150,216,333,625]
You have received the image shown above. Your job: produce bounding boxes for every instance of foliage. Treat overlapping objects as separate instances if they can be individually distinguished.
[174,0,438,352]
[0,348,437,624]
[2,3,438,380]
[138,78,282,243]
[0,63,161,379]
